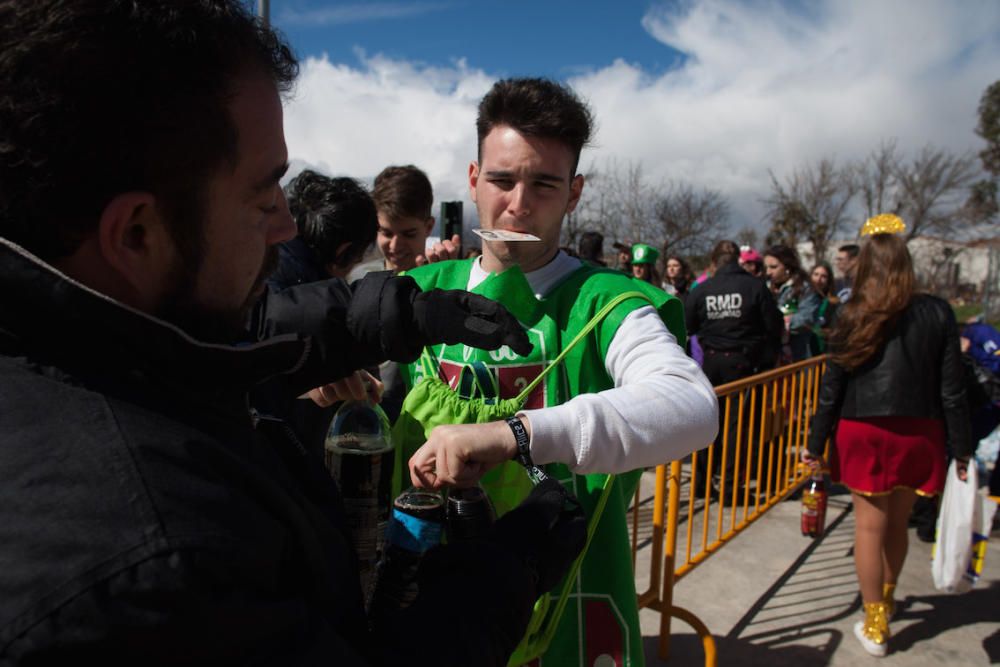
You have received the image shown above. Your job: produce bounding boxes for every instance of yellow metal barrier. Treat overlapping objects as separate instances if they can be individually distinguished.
[630,355,829,665]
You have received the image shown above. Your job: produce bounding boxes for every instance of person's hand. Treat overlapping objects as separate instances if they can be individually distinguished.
[413,289,533,356]
[800,449,824,471]
[960,336,971,354]
[409,421,521,489]
[416,234,462,266]
[305,369,384,407]
[955,457,970,481]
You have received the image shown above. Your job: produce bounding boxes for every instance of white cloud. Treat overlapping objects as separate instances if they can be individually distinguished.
[278,2,452,27]
[283,52,492,205]
[282,0,1000,236]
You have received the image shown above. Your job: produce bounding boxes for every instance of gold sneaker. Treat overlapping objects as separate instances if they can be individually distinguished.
[854,601,890,657]
[883,583,896,620]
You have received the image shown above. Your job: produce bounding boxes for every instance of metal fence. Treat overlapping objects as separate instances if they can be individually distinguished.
[630,355,829,665]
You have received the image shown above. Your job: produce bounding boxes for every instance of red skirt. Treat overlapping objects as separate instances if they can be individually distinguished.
[831,416,947,496]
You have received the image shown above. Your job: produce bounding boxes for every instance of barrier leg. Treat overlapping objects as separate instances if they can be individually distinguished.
[659,460,717,667]
[669,605,717,667]
[658,460,681,659]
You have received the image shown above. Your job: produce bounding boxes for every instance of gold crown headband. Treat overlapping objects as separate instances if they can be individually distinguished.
[861,213,906,236]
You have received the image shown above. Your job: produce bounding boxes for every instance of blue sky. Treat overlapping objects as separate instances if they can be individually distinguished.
[273,1,688,80]
[264,1,1000,238]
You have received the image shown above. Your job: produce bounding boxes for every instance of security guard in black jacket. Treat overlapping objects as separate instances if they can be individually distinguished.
[685,241,783,496]
[686,240,783,384]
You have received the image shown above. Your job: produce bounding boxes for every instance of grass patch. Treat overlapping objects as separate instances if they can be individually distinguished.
[954,302,984,323]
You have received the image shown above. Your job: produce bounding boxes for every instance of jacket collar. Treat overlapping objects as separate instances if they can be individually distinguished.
[0,237,310,396]
[268,237,327,290]
[715,262,747,277]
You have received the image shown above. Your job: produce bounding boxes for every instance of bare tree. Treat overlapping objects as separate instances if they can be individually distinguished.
[569,158,683,249]
[566,158,658,248]
[654,183,730,258]
[763,193,807,249]
[562,164,614,249]
[566,159,730,262]
[895,146,983,240]
[851,141,991,240]
[763,158,857,260]
[602,158,659,243]
[736,226,759,249]
[854,140,902,221]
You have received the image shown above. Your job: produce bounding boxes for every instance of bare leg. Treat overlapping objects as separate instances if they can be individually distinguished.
[883,488,917,586]
[852,492,889,603]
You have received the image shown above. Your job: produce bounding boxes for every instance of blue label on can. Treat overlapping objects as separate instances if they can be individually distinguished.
[387,509,442,553]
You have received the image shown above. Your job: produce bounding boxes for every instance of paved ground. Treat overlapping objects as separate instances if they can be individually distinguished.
[632,470,1000,666]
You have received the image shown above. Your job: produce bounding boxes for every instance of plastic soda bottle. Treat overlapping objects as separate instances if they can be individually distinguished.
[324,400,394,607]
[369,486,445,626]
[801,471,827,537]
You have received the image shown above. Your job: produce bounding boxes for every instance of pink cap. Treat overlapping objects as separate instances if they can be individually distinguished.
[740,247,762,263]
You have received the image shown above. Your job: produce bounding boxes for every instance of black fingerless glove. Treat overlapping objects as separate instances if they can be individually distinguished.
[412,289,533,357]
[348,272,533,364]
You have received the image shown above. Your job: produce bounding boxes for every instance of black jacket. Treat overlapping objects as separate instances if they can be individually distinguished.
[254,238,355,460]
[0,240,538,666]
[807,294,972,458]
[685,263,783,361]
[268,237,329,292]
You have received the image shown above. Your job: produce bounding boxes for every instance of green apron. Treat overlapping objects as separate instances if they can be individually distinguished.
[398,259,684,667]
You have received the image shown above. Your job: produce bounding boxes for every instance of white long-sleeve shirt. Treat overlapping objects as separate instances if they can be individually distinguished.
[468,252,718,474]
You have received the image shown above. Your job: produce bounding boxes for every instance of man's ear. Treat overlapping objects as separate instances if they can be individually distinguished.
[468,161,480,204]
[96,192,177,306]
[424,216,436,235]
[566,173,585,214]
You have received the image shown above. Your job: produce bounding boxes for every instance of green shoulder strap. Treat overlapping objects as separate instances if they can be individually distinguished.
[505,290,652,666]
[509,290,650,405]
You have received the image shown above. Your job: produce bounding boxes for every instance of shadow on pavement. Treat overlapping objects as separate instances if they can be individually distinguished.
[637,466,999,666]
[644,629,840,667]
[890,580,1000,659]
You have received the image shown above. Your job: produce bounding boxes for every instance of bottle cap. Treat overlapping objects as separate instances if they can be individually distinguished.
[326,400,392,452]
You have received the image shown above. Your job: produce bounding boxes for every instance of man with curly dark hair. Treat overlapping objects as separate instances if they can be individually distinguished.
[275,170,378,284]
[0,2,583,664]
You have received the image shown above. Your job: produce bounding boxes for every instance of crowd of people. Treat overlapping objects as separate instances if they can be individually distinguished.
[0,2,994,665]
[590,218,996,658]
[590,234,859,368]
[0,4,719,666]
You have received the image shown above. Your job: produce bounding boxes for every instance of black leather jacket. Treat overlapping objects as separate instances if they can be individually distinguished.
[807,294,972,458]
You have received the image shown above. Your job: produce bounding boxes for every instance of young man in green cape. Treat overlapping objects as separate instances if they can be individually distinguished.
[402,78,718,667]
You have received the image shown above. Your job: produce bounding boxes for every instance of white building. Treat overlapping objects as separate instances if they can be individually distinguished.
[797,235,1000,299]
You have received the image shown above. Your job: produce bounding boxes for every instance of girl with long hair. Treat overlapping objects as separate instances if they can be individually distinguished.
[662,254,693,297]
[802,219,972,657]
[809,261,839,352]
[764,244,822,361]
[810,261,835,299]
[630,242,662,287]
